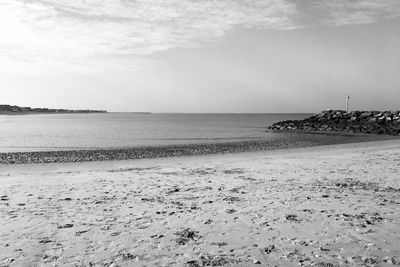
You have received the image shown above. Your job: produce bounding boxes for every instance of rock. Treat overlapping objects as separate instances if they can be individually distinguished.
[222,196,241,202]
[253,259,261,264]
[174,228,200,245]
[203,219,213,224]
[225,209,237,214]
[260,244,276,254]
[38,238,52,244]
[360,112,372,117]
[286,214,301,222]
[57,223,74,229]
[186,260,200,267]
[268,110,400,136]
[199,255,230,266]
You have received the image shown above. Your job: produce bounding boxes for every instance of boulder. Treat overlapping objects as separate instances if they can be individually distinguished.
[360,112,372,118]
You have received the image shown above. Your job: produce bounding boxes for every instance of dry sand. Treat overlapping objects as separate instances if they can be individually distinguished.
[0,140,399,266]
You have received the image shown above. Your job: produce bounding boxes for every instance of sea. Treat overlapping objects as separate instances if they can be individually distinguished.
[0,113,311,152]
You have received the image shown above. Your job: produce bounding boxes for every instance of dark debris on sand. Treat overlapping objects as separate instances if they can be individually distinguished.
[186,254,235,267]
[175,228,201,245]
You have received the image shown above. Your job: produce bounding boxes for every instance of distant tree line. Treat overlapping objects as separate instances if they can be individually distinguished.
[0,104,107,114]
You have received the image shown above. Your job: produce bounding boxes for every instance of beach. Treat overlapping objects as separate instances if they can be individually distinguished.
[1,139,399,266]
[3,0,400,266]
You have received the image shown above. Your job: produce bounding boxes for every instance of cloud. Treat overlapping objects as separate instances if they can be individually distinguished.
[0,0,399,74]
[314,0,400,26]
[0,0,298,73]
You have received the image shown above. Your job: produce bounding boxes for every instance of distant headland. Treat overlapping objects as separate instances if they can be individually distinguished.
[0,104,107,114]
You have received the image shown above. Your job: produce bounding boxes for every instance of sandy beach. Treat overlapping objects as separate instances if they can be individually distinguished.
[1,140,400,266]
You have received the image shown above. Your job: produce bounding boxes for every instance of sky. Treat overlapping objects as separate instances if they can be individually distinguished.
[0,0,399,113]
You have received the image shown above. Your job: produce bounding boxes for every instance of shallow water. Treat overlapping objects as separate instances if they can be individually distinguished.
[0,113,311,152]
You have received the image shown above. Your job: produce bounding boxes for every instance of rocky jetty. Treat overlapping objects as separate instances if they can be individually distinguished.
[269,110,400,136]
[0,104,106,114]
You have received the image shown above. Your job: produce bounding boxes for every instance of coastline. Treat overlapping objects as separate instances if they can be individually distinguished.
[1,131,398,164]
[0,112,105,116]
[0,104,107,115]
[1,138,399,266]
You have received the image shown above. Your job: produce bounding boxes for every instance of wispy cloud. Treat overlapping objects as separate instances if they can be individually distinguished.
[0,0,298,73]
[0,0,399,74]
[315,0,400,26]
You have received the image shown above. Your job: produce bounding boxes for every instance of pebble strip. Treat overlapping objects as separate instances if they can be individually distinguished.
[0,132,397,164]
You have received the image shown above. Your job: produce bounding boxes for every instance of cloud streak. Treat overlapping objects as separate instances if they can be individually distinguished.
[0,0,298,72]
[315,0,400,26]
[0,0,399,73]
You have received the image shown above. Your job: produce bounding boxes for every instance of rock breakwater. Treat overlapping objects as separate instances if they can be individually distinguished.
[269,110,400,136]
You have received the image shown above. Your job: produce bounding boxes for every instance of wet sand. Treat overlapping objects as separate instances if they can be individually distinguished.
[0,140,400,266]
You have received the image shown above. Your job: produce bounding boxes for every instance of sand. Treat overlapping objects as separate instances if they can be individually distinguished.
[0,140,399,266]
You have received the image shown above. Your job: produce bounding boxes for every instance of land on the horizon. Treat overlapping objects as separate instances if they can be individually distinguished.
[0,104,107,115]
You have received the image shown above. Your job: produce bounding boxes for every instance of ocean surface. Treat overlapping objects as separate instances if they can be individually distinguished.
[0,113,311,152]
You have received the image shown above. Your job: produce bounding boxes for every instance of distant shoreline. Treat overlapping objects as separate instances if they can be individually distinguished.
[1,131,397,164]
[0,112,153,115]
[0,104,107,115]
[0,112,107,116]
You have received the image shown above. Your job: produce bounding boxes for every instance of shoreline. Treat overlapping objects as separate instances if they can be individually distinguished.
[1,131,398,164]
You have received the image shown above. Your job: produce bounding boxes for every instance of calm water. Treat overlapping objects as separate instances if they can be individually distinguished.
[0,113,311,152]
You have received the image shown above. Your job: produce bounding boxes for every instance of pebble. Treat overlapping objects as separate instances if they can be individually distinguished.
[1,132,387,164]
[57,223,74,229]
